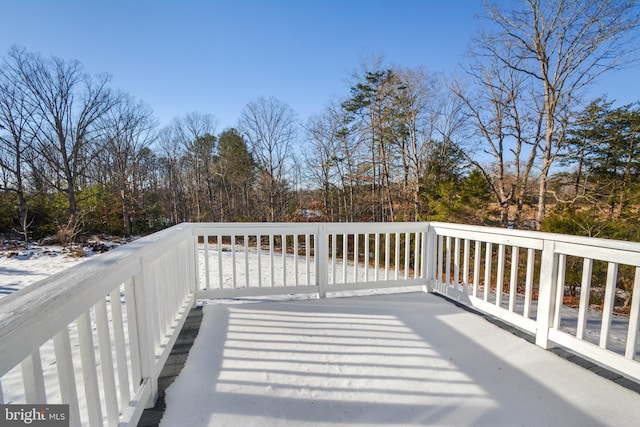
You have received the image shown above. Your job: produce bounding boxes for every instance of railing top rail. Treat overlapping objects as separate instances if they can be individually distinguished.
[429,221,640,254]
[324,222,427,233]
[189,222,429,235]
[189,222,320,235]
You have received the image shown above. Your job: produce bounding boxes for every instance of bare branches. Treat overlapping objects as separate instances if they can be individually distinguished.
[99,95,156,235]
[239,97,298,222]
[5,48,120,220]
[471,0,640,228]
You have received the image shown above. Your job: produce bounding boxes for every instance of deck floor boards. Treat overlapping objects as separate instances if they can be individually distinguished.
[146,292,640,426]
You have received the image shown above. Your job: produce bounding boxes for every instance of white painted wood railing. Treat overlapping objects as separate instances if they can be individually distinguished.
[1,221,639,426]
[192,222,427,300]
[427,222,640,382]
[0,224,197,427]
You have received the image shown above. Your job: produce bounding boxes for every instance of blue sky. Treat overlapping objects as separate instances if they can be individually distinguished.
[1,0,638,132]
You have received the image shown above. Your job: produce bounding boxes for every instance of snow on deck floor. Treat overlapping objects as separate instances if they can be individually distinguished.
[160,292,640,427]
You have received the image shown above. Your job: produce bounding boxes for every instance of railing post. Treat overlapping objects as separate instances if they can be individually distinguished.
[423,223,436,292]
[535,239,559,349]
[316,225,328,298]
[190,227,200,294]
[134,258,160,408]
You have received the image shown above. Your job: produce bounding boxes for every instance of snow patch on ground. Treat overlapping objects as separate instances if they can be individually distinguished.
[0,245,91,297]
[0,238,129,298]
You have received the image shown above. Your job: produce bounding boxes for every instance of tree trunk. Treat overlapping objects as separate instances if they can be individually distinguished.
[536,152,553,230]
[121,190,131,236]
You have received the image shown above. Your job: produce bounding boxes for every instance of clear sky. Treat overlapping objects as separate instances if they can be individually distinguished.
[1,0,639,132]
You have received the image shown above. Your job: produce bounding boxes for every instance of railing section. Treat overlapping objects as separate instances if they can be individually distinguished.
[428,222,640,382]
[428,223,543,334]
[543,237,640,380]
[191,222,428,300]
[0,224,197,427]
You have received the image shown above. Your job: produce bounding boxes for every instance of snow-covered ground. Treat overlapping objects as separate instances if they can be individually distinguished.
[0,239,124,297]
[0,245,91,297]
[198,244,414,297]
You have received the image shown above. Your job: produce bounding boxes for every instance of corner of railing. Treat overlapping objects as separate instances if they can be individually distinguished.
[316,224,328,298]
[535,239,559,349]
[423,223,436,293]
[187,224,200,295]
[133,256,160,409]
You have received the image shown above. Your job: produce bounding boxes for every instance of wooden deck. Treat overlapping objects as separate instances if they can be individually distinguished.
[138,307,204,426]
[148,292,640,426]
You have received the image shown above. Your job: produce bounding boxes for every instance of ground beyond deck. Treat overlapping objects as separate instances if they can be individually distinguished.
[154,292,640,426]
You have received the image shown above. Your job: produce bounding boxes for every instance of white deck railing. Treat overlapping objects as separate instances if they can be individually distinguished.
[1,221,639,426]
[428,222,640,381]
[0,224,197,427]
[192,222,427,300]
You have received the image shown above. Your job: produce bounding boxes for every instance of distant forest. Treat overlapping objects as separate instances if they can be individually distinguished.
[1,0,639,243]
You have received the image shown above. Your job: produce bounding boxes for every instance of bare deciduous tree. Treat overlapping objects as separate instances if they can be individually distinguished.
[304,104,342,218]
[239,97,298,221]
[453,48,541,226]
[0,53,39,241]
[101,94,156,235]
[156,126,187,224]
[478,0,640,228]
[172,112,218,220]
[393,66,451,221]
[6,46,120,231]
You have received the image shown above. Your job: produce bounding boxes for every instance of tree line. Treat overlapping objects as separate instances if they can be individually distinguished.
[1,0,639,243]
